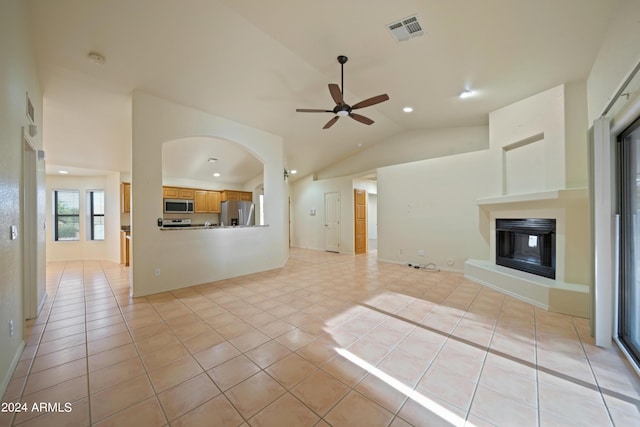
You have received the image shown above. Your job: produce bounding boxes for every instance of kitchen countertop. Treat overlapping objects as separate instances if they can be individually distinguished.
[160,225,268,230]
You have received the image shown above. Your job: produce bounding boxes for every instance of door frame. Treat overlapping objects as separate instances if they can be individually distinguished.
[22,129,38,319]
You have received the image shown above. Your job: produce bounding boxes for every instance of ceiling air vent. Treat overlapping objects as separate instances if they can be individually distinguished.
[387,15,424,42]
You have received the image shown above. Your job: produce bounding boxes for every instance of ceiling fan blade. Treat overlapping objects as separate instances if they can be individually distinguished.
[350,113,374,125]
[351,94,390,110]
[323,116,339,129]
[328,84,344,105]
[296,108,333,113]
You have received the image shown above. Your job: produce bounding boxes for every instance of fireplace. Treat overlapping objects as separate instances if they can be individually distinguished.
[496,218,556,279]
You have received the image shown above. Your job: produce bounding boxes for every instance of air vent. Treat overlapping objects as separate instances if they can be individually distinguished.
[387,15,424,42]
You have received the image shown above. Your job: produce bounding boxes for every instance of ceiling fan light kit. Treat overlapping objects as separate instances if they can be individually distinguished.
[296,55,390,129]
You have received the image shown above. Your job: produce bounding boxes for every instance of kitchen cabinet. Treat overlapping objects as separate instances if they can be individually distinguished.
[206,191,221,213]
[195,190,221,213]
[163,187,194,199]
[194,190,207,213]
[163,187,179,198]
[121,182,131,213]
[120,231,130,266]
[221,190,252,202]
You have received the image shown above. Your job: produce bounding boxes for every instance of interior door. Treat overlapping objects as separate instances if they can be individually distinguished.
[324,192,340,252]
[354,189,367,254]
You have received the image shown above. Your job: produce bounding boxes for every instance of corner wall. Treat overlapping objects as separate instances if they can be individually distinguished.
[131,92,288,296]
[0,0,44,398]
[377,149,500,269]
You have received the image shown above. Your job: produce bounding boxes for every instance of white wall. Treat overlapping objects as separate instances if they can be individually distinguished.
[317,126,489,180]
[131,91,287,296]
[587,0,640,122]
[377,149,501,270]
[290,174,355,253]
[46,174,120,263]
[0,0,45,398]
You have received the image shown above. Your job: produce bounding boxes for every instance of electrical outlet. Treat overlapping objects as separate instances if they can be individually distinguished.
[9,320,14,337]
[447,258,454,266]
[154,268,160,276]
[418,249,425,257]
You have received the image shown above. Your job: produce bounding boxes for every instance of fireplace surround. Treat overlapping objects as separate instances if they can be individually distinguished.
[496,218,556,279]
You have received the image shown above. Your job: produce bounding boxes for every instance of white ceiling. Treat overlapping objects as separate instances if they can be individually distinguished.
[27,0,619,182]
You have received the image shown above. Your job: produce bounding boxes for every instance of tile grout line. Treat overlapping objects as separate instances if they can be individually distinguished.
[10,262,68,427]
[571,316,616,426]
[455,284,505,426]
[97,260,170,426]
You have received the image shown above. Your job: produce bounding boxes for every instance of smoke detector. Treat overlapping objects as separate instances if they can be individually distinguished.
[88,51,105,65]
[387,15,424,42]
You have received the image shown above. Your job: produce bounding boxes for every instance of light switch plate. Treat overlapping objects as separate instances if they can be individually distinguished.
[10,225,17,240]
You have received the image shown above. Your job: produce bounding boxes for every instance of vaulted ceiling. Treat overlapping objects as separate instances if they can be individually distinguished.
[26,0,619,182]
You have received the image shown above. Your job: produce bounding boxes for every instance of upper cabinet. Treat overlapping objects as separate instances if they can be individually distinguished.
[184,188,221,213]
[221,190,252,202]
[121,182,131,213]
[206,191,221,213]
[163,187,194,199]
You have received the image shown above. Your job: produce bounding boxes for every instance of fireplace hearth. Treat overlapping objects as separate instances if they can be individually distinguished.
[496,218,556,279]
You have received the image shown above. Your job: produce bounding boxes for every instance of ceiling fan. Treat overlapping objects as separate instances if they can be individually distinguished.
[296,55,390,129]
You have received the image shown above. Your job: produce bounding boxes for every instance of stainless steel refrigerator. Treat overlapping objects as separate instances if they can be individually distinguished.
[220,200,255,226]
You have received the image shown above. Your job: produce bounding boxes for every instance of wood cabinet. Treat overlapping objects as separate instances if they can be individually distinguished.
[163,187,194,199]
[206,191,221,213]
[194,190,207,213]
[121,183,131,213]
[221,190,252,202]
[120,231,130,266]
[163,186,221,212]
[194,190,221,213]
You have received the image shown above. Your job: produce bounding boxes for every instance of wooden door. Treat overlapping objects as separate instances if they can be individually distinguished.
[324,192,340,252]
[354,189,367,254]
[121,183,131,213]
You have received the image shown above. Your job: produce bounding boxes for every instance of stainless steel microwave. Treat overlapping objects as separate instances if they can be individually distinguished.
[164,198,194,214]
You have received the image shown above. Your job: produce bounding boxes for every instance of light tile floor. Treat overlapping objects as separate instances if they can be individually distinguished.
[1,248,639,426]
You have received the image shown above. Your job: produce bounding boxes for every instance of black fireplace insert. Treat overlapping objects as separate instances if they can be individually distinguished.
[496,218,556,279]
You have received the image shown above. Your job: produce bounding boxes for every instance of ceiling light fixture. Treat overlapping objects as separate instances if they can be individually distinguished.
[58,170,69,174]
[213,173,220,177]
[403,106,413,113]
[290,170,297,175]
[459,89,474,99]
[87,51,105,65]
[208,157,218,163]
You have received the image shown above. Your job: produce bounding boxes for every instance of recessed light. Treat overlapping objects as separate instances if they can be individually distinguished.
[290,170,297,175]
[459,89,474,99]
[213,173,220,177]
[208,157,218,163]
[58,170,69,174]
[403,106,413,113]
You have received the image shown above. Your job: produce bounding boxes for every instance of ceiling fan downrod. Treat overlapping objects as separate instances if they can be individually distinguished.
[338,55,348,97]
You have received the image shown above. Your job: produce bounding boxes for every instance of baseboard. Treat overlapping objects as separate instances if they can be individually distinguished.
[0,340,25,400]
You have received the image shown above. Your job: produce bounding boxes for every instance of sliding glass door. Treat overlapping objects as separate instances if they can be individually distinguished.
[617,117,640,365]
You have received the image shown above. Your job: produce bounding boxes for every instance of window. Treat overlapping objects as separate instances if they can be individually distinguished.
[88,190,105,240]
[54,190,80,241]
